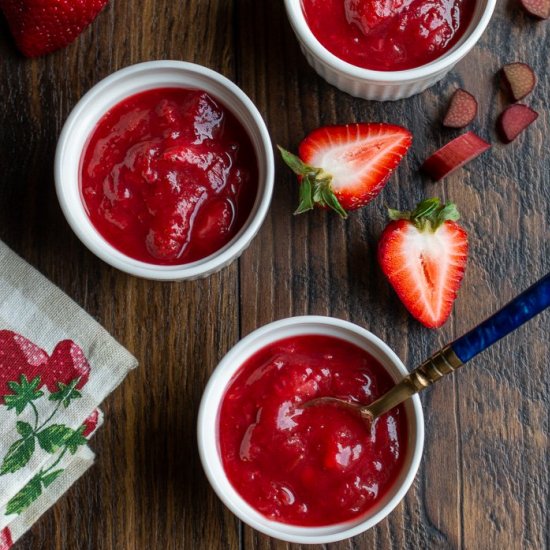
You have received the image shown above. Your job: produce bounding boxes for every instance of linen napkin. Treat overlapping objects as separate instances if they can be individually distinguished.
[0,241,137,548]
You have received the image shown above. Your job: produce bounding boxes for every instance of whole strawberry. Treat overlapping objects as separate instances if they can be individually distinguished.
[378,198,468,328]
[0,330,48,402]
[279,123,412,219]
[42,340,91,392]
[0,0,109,57]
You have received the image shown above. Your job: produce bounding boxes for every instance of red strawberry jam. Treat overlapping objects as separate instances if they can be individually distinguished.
[219,335,408,526]
[80,88,258,264]
[301,0,476,71]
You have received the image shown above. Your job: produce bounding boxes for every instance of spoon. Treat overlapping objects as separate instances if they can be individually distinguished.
[305,273,550,422]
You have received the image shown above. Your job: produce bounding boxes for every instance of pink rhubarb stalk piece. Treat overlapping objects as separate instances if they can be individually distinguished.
[519,0,550,18]
[502,62,537,101]
[497,104,539,143]
[422,132,491,181]
[443,89,478,128]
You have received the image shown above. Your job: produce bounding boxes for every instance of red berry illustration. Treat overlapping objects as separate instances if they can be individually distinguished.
[42,340,91,392]
[0,527,13,550]
[0,330,48,403]
[82,409,101,437]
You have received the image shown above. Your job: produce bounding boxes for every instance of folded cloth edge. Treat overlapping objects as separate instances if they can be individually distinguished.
[0,242,138,546]
[2,445,95,548]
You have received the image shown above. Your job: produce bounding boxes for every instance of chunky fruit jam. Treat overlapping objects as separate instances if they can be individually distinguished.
[219,335,408,526]
[301,0,476,71]
[80,88,258,265]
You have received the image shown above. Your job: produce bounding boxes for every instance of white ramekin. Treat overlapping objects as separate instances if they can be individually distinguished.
[284,0,497,101]
[197,316,424,544]
[55,61,274,280]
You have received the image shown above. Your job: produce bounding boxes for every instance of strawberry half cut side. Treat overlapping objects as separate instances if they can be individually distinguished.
[278,123,412,219]
[378,198,468,328]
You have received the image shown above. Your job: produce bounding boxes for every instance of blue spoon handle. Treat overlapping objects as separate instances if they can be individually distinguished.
[361,274,550,420]
[450,273,550,363]
[362,274,550,420]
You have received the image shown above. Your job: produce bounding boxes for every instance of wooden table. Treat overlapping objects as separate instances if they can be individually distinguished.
[1,1,548,548]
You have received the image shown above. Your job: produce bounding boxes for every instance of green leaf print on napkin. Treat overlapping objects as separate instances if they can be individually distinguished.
[1,334,93,516]
[3,375,43,415]
[0,438,35,475]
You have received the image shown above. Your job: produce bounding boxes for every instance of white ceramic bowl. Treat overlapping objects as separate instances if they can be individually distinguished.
[198,316,424,544]
[284,0,497,101]
[55,61,274,280]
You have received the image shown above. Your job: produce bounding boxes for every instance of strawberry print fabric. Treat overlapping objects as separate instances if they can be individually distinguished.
[0,241,137,547]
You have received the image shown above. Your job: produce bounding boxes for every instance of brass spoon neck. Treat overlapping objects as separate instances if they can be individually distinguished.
[362,346,463,420]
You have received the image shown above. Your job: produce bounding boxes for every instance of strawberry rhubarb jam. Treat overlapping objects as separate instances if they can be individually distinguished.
[301,0,476,71]
[80,88,257,264]
[219,335,408,526]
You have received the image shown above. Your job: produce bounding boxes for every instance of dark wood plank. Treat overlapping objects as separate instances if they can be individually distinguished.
[237,1,550,550]
[1,2,241,549]
[0,0,548,548]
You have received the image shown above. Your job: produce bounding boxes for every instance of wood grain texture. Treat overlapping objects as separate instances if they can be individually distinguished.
[0,0,548,548]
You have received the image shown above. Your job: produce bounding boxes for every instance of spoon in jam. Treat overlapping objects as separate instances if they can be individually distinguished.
[305,273,550,422]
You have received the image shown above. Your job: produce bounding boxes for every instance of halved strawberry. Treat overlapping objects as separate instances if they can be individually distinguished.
[378,198,468,328]
[278,123,412,219]
[0,0,109,57]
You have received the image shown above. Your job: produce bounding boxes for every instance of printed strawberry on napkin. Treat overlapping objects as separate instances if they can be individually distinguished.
[0,241,137,548]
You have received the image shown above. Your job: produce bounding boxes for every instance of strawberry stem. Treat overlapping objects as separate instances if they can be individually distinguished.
[30,402,39,432]
[388,198,460,231]
[278,146,348,219]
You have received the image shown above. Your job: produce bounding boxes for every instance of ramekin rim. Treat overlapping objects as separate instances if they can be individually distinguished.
[54,60,274,280]
[197,315,425,544]
[283,0,497,82]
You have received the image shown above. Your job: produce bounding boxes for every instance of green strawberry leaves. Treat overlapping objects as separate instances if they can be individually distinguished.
[388,198,460,231]
[64,426,87,454]
[0,372,90,515]
[1,422,88,515]
[3,375,43,415]
[278,146,315,177]
[295,176,314,215]
[16,421,33,438]
[4,469,64,515]
[0,337,94,516]
[49,378,82,408]
[0,422,87,476]
[0,437,35,475]
[5,475,42,515]
[278,146,348,219]
[41,469,63,488]
[36,425,74,454]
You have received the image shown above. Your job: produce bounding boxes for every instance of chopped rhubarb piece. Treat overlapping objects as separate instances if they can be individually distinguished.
[502,63,537,101]
[443,89,478,128]
[519,0,550,18]
[497,104,539,143]
[422,132,491,181]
